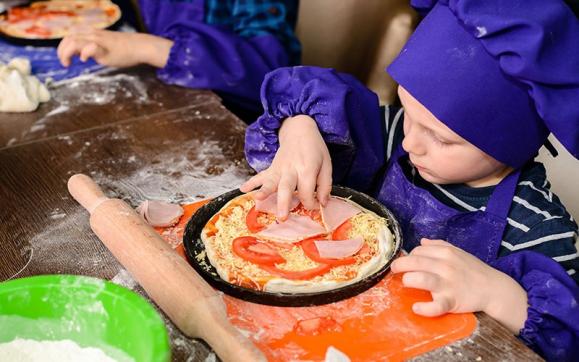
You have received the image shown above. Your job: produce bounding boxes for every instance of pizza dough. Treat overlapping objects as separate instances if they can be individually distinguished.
[0,58,50,112]
[201,193,395,294]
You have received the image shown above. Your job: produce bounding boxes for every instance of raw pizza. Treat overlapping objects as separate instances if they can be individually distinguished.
[0,0,121,40]
[200,192,395,293]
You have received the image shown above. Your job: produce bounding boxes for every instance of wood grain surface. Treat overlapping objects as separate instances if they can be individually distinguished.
[0,66,542,361]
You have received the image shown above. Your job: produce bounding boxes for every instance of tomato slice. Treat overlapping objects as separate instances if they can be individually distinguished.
[25,25,51,37]
[246,206,267,233]
[232,236,285,265]
[332,219,352,240]
[300,237,357,266]
[260,263,332,280]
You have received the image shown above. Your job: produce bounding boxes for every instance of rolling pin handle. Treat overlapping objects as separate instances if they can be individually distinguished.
[67,174,109,214]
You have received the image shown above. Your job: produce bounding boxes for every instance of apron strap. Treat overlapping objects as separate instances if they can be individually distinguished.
[390,143,407,163]
[484,169,521,219]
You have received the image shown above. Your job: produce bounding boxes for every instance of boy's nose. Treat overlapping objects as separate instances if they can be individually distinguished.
[402,128,426,156]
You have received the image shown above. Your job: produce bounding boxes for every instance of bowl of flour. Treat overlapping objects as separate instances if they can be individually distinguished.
[0,275,170,362]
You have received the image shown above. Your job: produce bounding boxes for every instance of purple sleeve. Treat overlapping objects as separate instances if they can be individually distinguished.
[491,251,579,361]
[157,23,291,111]
[244,66,385,192]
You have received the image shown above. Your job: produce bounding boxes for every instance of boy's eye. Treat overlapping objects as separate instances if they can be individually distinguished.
[425,128,451,145]
[436,137,451,145]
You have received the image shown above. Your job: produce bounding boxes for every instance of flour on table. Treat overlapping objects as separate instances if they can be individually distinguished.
[0,338,133,362]
[0,58,50,112]
[325,346,351,362]
[110,269,137,290]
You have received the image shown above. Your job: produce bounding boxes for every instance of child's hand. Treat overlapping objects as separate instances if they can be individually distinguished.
[391,238,528,333]
[57,30,173,68]
[240,115,332,220]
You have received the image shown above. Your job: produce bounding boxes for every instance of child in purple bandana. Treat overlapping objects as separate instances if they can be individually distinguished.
[242,1,579,360]
[56,0,300,116]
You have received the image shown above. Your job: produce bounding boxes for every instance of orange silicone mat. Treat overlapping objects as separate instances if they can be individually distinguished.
[157,201,477,361]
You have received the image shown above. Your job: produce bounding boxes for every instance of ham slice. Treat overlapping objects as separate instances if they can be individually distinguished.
[253,192,300,214]
[257,214,326,243]
[321,197,361,232]
[314,237,364,259]
[136,200,183,227]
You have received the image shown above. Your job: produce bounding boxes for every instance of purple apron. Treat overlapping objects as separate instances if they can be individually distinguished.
[377,145,521,263]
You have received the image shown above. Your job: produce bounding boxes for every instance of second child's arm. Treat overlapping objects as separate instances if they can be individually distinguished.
[58,30,173,68]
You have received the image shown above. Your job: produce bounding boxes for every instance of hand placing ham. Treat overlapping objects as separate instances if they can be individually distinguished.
[254,192,300,214]
[240,115,333,220]
[136,200,184,227]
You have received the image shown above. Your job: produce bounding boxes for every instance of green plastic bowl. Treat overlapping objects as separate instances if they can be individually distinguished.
[0,275,170,361]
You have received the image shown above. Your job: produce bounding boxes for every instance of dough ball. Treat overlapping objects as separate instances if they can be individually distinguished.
[0,58,50,113]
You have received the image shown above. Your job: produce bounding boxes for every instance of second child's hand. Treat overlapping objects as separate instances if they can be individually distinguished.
[57,29,173,69]
[240,115,333,220]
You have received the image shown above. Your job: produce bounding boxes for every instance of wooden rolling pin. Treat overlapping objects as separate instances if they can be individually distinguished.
[68,174,265,362]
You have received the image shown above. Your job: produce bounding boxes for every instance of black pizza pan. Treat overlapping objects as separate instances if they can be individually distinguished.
[0,2,122,47]
[183,185,403,307]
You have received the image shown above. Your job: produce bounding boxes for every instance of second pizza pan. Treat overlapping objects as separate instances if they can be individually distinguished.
[0,1,122,47]
[183,186,403,307]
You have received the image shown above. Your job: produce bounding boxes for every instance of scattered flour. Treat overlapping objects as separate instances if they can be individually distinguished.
[325,346,351,362]
[110,269,137,290]
[0,338,133,362]
[204,352,217,362]
[91,138,249,205]
[26,71,152,138]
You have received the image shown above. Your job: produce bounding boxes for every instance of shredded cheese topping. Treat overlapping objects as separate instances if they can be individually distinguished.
[201,194,393,290]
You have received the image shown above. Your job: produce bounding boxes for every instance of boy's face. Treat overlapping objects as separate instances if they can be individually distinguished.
[398,86,510,187]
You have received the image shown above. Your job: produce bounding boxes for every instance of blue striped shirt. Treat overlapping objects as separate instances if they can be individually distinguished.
[382,105,579,283]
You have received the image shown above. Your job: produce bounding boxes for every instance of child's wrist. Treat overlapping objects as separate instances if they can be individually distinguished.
[483,271,528,334]
[279,115,318,143]
[136,33,173,68]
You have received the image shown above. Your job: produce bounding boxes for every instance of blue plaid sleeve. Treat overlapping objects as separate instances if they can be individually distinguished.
[206,0,301,64]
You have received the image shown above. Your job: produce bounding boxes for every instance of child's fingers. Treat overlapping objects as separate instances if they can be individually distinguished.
[57,36,89,66]
[297,170,317,210]
[316,158,332,206]
[255,177,278,200]
[390,254,444,274]
[240,173,265,193]
[409,244,455,259]
[57,37,75,66]
[420,238,451,247]
[277,171,297,220]
[401,271,441,292]
[79,42,103,62]
[412,299,452,317]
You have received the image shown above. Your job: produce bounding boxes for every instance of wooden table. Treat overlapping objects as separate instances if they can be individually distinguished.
[0,66,542,361]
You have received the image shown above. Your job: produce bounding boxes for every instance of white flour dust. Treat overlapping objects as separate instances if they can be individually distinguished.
[91,138,249,205]
[0,338,132,362]
[26,72,152,137]
[26,205,119,275]
[110,269,137,290]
